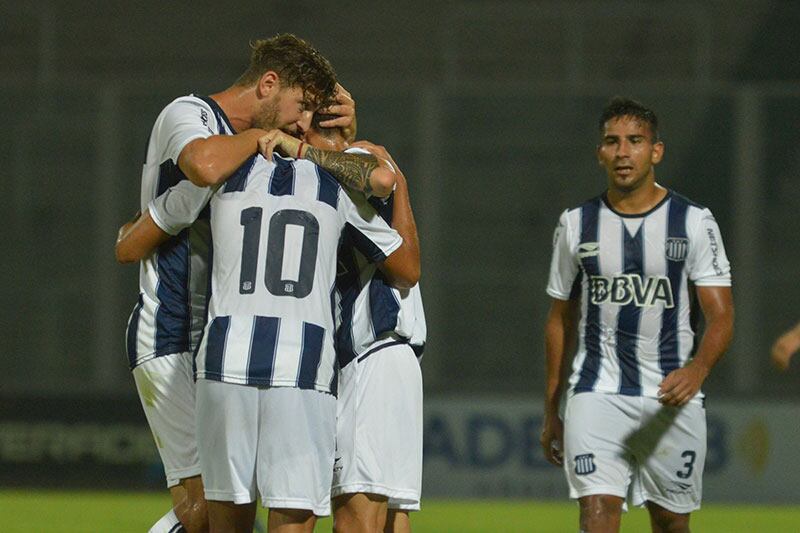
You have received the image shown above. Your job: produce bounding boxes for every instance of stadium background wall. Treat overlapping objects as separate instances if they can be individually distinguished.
[1,0,799,504]
[1,396,797,503]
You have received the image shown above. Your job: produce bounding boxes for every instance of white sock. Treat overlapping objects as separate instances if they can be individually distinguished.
[148,509,185,533]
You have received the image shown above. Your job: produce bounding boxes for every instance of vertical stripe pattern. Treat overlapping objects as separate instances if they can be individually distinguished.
[659,197,689,376]
[204,315,230,378]
[575,200,602,393]
[247,316,280,384]
[297,322,324,389]
[616,224,643,395]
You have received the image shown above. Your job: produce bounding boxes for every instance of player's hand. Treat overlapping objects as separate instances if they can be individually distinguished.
[258,129,300,161]
[540,414,564,467]
[319,83,356,142]
[352,140,404,177]
[658,362,709,406]
[771,328,800,371]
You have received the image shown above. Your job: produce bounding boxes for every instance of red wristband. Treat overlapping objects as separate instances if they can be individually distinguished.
[296,142,305,159]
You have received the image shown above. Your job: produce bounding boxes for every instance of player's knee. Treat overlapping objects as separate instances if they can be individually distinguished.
[579,495,623,529]
[178,493,209,533]
[648,504,689,533]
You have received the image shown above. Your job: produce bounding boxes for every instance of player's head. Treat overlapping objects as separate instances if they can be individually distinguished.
[596,97,664,192]
[236,34,338,135]
[304,111,347,152]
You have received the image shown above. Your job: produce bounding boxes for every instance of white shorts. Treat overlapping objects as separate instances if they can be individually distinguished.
[196,380,336,516]
[132,352,201,488]
[331,341,423,511]
[564,391,706,514]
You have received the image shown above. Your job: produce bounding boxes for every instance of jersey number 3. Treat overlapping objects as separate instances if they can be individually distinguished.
[239,207,319,298]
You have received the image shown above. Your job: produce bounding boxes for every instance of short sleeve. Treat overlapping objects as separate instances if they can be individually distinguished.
[158,98,216,164]
[148,181,215,235]
[687,208,732,286]
[546,210,581,300]
[340,188,402,263]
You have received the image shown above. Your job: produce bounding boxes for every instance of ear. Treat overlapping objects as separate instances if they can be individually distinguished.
[257,70,280,98]
[596,145,604,167]
[651,141,665,165]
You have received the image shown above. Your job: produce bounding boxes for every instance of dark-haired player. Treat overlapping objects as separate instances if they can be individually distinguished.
[540,98,734,533]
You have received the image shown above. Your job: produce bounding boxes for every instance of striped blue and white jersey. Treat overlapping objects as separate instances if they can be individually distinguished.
[335,181,426,368]
[195,154,403,393]
[126,95,232,369]
[546,190,731,402]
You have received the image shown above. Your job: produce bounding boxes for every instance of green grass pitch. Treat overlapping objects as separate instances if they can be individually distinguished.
[1,491,798,532]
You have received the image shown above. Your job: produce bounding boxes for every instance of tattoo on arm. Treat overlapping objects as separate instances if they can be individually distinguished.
[305,146,376,195]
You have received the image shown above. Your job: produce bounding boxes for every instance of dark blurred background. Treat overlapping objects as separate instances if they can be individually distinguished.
[1,0,798,501]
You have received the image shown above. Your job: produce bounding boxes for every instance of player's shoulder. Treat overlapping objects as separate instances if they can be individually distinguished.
[668,190,707,212]
[558,194,604,224]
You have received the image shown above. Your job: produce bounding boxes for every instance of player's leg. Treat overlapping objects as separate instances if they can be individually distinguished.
[332,493,389,533]
[332,343,423,533]
[267,508,316,533]
[196,379,260,532]
[172,475,208,532]
[257,387,337,532]
[578,494,625,532]
[133,353,207,532]
[629,398,705,533]
[563,392,640,533]
[206,501,257,532]
[645,501,690,533]
[384,509,411,533]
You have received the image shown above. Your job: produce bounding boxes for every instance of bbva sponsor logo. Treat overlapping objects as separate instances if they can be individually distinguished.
[589,274,674,308]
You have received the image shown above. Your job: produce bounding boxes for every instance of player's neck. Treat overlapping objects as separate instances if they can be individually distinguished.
[209,86,257,132]
[606,181,667,215]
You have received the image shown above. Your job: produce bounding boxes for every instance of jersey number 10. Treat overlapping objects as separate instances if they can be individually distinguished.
[239,207,319,298]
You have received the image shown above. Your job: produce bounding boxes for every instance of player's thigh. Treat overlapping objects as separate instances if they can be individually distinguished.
[132,352,200,487]
[631,399,706,514]
[563,392,640,500]
[334,343,423,508]
[195,379,260,504]
[257,387,337,517]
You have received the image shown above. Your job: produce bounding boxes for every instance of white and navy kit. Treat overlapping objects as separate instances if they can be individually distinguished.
[547,190,731,401]
[335,153,427,366]
[194,154,403,392]
[126,94,234,488]
[193,154,402,511]
[332,161,426,509]
[547,189,731,513]
[126,95,234,369]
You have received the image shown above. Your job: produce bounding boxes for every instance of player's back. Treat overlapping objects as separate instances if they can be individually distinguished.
[196,155,402,393]
[127,95,234,369]
[336,192,426,367]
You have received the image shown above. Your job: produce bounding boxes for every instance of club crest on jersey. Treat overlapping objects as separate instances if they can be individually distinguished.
[574,453,596,476]
[577,242,599,258]
[589,274,674,308]
[665,238,689,262]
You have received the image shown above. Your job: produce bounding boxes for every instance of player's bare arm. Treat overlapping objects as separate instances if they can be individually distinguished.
[771,321,800,371]
[658,286,734,406]
[318,83,357,142]
[258,129,396,198]
[115,209,171,264]
[353,140,421,289]
[540,297,579,466]
[179,128,268,187]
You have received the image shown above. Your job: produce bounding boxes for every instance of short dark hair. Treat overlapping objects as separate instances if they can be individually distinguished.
[311,112,343,140]
[598,97,659,141]
[235,34,337,108]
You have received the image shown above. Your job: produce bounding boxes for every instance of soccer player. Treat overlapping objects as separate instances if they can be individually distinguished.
[771,321,800,371]
[539,97,734,533]
[300,115,425,533]
[191,124,418,531]
[117,34,341,533]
